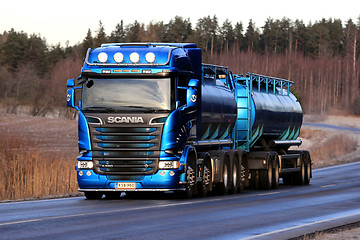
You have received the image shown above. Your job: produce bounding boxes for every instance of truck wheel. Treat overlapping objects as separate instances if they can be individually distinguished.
[295,157,306,185]
[85,191,103,200]
[272,156,280,189]
[178,150,197,199]
[259,161,273,190]
[231,158,241,194]
[199,160,212,197]
[304,152,311,185]
[215,159,231,195]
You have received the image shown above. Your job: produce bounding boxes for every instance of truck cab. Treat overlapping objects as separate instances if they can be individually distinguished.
[67,43,203,198]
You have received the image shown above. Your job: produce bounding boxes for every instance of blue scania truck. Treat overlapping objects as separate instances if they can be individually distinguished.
[66,43,311,199]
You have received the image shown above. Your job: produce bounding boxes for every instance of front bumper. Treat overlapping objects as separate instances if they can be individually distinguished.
[76,168,187,192]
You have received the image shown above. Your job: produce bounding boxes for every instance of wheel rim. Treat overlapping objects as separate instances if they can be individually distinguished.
[306,160,311,182]
[268,162,273,187]
[223,163,229,188]
[274,160,279,187]
[301,161,305,182]
[203,165,211,190]
[233,163,238,189]
[187,166,195,187]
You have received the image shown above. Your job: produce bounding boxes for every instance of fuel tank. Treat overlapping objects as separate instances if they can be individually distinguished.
[199,78,303,145]
[235,85,303,145]
[199,79,237,140]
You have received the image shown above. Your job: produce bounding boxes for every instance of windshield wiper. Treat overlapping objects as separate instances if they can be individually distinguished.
[120,106,158,112]
[82,107,118,112]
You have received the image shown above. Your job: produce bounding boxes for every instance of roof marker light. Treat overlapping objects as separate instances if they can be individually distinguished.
[98,52,108,63]
[130,52,140,63]
[145,52,156,63]
[114,52,124,63]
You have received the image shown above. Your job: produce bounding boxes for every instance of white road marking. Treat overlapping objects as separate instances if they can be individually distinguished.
[240,209,360,240]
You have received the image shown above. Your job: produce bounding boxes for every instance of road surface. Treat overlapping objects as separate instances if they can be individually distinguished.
[1,161,360,240]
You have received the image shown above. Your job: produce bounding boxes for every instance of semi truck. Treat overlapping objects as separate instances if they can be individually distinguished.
[66,43,312,199]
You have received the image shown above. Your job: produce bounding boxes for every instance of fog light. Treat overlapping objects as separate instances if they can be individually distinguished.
[79,171,83,176]
[87,171,91,176]
[169,171,175,176]
[160,171,165,176]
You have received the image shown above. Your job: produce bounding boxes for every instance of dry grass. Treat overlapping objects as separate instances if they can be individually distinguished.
[0,132,78,201]
[299,129,359,168]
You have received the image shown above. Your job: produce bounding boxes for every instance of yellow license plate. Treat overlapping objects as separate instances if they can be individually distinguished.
[115,182,136,189]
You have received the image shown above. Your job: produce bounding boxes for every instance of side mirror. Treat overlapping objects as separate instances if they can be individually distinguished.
[66,88,75,108]
[67,79,75,87]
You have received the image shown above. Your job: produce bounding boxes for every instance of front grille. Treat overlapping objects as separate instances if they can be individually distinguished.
[89,125,164,175]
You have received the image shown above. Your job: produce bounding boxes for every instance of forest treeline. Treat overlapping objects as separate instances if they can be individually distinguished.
[0,15,359,116]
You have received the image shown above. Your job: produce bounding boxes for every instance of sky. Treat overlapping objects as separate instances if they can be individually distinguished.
[1,0,359,47]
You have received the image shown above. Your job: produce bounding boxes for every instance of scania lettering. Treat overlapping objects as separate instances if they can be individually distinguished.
[107,116,144,124]
[66,43,312,199]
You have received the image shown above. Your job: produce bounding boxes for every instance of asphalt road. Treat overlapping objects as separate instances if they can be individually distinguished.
[1,161,360,240]
[303,122,360,133]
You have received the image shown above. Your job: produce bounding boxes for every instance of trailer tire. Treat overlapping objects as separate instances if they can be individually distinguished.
[272,155,280,189]
[259,161,273,190]
[85,191,103,200]
[295,155,306,185]
[215,158,231,195]
[304,152,311,185]
[231,157,241,194]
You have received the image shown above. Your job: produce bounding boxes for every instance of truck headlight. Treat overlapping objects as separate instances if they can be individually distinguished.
[77,161,94,169]
[98,52,108,63]
[159,161,179,169]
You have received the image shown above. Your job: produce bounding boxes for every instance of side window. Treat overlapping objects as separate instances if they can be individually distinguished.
[177,76,189,106]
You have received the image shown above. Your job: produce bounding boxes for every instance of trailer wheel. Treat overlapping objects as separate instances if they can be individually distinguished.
[231,157,241,194]
[215,158,231,195]
[295,154,306,185]
[272,155,280,189]
[85,191,103,200]
[304,152,311,185]
[259,161,273,190]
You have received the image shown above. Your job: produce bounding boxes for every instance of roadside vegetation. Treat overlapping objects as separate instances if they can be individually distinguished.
[0,131,78,201]
[0,113,358,201]
[299,129,358,167]
[0,16,359,117]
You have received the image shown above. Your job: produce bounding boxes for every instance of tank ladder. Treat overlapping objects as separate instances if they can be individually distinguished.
[232,74,252,152]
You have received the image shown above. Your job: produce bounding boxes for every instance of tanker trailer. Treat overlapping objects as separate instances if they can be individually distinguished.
[66,43,311,199]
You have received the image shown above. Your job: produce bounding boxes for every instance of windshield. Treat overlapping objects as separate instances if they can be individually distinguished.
[81,78,173,112]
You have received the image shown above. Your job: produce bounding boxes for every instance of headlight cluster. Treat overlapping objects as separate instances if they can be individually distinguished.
[97,52,156,64]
